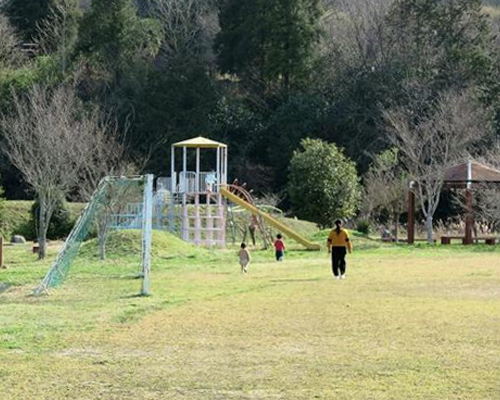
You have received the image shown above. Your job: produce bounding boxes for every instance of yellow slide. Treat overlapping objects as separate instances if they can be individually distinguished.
[220,187,320,251]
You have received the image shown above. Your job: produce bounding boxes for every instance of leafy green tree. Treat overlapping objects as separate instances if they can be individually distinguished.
[265,93,326,189]
[76,0,162,87]
[216,0,322,90]
[132,61,219,172]
[288,139,361,227]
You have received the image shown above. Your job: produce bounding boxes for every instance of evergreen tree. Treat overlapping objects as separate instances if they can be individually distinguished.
[216,0,322,90]
[76,0,161,87]
[2,0,52,42]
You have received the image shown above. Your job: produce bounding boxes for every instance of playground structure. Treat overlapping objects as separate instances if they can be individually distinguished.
[165,136,228,247]
[155,136,319,250]
[33,136,319,295]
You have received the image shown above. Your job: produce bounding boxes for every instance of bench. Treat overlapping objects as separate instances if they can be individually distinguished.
[441,236,496,245]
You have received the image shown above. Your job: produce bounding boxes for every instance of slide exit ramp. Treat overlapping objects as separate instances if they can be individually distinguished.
[220,187,320,251]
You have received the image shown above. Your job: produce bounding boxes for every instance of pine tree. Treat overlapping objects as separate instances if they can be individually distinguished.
[216,0,322,91]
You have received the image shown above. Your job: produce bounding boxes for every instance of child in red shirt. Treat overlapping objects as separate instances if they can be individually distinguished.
[274,234,285,261]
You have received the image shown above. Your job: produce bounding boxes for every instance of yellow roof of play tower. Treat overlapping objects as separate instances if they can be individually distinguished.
[173,136,227,149]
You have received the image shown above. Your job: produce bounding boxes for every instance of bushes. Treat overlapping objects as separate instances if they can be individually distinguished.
[1,200,83,241]
[356,220,371,235]
[288,139,361,228]
[29,198,73,240]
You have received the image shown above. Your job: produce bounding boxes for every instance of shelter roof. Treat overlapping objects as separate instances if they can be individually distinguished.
[173,136,227,149]
[444,161,500,187]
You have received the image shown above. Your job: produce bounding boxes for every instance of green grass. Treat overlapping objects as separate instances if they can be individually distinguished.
[0,231,499,399]
[1,200,85,240]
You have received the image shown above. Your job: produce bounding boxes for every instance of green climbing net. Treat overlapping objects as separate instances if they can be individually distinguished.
[33,176,146,295]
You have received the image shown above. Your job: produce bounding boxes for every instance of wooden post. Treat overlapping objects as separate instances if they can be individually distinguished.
[408,189,415,245]
[0,236,4,268]
[465,189,473,245]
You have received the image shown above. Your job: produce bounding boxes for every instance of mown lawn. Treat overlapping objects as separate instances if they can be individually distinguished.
[0,232,499,399]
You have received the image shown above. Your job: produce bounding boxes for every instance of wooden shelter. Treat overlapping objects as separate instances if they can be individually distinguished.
[407,161,500,244]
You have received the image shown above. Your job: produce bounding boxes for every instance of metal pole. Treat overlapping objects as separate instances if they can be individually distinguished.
[216,147,220,192]
[223,147,228,185]
[182,146,188,241]
[195,148,201,244]
[171,146,175,192]
[141,174,154,296]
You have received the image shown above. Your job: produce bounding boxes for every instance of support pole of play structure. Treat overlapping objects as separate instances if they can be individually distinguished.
[182,146,188,241]
[206,193,213,245]
[407,184,415,245]
[141,174,154,296]
[195,148,201,244]
[216,147,220,190]
[223,147,228,185]
[169,146,176,233]
[217,192,225,247]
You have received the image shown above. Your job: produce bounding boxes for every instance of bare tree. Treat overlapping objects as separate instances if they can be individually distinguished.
[320,0,393,79]
[0,85,103,259]
[148,0,218,66]
[35,0,79,75]
[384,88,494,243]
[77,119,137,260]
[363,147,407,241]
[0,13,22,67]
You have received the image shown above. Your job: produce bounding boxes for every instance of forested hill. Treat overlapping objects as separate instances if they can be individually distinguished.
[1,0,500,200]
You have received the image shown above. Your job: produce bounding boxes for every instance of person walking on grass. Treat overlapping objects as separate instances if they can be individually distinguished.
[327,219,352,279]
[274,234,285,261]
[239,243,251,274]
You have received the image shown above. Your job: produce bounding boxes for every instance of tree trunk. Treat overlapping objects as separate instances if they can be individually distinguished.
[426,214,434,244]
[98,233,106,261]
[38,235,47,260]
[38,197,47,260]
[97,223,108,260]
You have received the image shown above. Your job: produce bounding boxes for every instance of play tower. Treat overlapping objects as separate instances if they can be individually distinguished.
[169,137,228,247]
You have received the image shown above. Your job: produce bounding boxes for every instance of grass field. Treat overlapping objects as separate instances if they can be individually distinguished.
[0,231,499,399]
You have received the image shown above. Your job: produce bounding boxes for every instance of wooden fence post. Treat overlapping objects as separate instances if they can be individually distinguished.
[0,236,4,268]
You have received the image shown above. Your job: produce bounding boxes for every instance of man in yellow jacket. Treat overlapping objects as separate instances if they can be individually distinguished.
[327,219,352,279]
